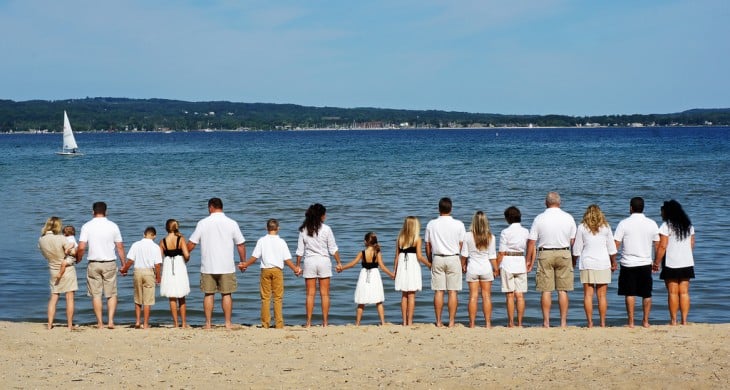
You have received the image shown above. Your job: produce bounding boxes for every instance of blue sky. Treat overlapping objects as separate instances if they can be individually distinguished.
[1,0,727,115]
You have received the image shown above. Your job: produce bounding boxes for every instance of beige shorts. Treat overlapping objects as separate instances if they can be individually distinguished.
[535,250,574,292]
[431,255,462,291]
[580,269,612,285]
[200,273,237,294]
[501,270,528,293]
[133,268,156,305]
[86,261,118,298]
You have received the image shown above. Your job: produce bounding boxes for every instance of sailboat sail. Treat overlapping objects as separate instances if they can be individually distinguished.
[62,111,79,151]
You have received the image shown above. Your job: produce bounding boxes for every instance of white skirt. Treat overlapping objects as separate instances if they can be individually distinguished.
[354,268,385,304]
[160,255,190,298]
[394,252,422,292]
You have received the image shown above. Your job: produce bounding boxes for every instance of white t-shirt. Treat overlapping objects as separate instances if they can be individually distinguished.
[498,223,529,274]
[127,238,163,269]
[425,215,466,256]
[189,212,246,274]
[251,234,292,269]
[659,223,695,268]
[295,224,338,261]
[614,213,659,267]
[79,217,123,261]
[528,208,576,248]
[461,233,496,275]
[572,224,617,270]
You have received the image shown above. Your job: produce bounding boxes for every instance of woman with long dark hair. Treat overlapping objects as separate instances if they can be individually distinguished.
[652,200,695,325]
[295,203,342,327]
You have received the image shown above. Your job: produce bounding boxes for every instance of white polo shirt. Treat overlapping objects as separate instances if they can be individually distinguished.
[189,212,245,274]
[659,223,695,268]
[498,223,529,273]
[252,234,292,269]
[127,238,163,269]
[296,224,338,261]
[460,233,496,275]
[79,217,123,261]
[528,207,577,249]
[572,224,617,270]
[614,213,659,267]
[425,215,466,256]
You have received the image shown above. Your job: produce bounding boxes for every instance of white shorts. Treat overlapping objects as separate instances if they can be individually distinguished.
[501,270,528,293]
[466,272,494,282]
[302,257,332,279]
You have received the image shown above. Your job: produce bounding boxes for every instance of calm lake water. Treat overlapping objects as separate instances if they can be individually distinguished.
[1,127,728,327]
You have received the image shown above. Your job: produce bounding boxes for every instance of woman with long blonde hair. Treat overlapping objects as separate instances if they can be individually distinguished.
[460,211,497,328]
[393,216,430,326]
[572,204,617,327]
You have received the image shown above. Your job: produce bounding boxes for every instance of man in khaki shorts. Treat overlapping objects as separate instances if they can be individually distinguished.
[425,197,466,328]
[76,201,126,329]
[188,198,246,329]
[525,192,577,328]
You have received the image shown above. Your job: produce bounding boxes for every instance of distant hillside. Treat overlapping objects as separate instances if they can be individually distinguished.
[0,97,728,132]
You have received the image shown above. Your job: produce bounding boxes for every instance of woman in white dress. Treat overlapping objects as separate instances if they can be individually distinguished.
[653,200,695,325]
[393,216,431,326]
[159,219,191,328]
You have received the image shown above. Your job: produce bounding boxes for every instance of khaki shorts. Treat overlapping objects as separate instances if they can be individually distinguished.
[580,269,612,285]
[535,250,574,292]
[87,261,118,298]
[501,270,528,293]
[133,268,156,305]
[200,273,237,294]
[431,255,462,291]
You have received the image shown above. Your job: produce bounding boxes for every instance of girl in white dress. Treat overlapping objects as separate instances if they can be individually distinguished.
[338,232,394,325]
[159,219,191,328]
[393,217,431,326]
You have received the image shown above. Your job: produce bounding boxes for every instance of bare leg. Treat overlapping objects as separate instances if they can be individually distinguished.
[447,290,458,327]
[355,304,364,326]
[400,293,408,325]
[515,291,525,327]
[47,293,59,329]
[376,302,385,325]
[65,291,75,330]
[433,290,445,327]
[143,305,151,329]
[596,284,608,327]
[92,297,104,329]
[203,293,215,329]
[541,291,552,327]
[107,296,117,329]
[406,292,416,325]
[665,279,679,325]
[505,292,515,327]
[481,281,492,328]
[583,283,595,328]
[221,293,233,329]
[642,297,652,328]
[625,296,635,328]
[304,278,316,327]
[135,303,142,328]
[558,290,569,328]
[319,278,331,327]
[467,282,479,328]
[168,298,179,328]
[678,279,690,325]
[179,297,188,328]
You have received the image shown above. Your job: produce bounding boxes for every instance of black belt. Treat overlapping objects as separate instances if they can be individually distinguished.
[88,260,115,263]
[434,254,458,257]
[538,247,569,251]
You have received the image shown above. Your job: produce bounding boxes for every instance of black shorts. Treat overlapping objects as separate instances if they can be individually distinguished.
[660,265,695,280]
[618,264,653,298]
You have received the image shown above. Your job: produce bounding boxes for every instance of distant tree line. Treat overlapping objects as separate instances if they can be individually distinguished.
[0,97,728,132]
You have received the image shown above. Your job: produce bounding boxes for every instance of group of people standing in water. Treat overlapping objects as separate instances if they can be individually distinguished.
[39,193,695,330]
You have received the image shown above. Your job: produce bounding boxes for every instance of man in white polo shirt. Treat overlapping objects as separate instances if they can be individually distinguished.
[525,192,577,328]
[76,201,126,329]
[614,197,659,328]
[188,197,246,329]
[425,197,466,328]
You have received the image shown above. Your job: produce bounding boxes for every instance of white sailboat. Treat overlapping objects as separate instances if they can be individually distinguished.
[56,111,82,156]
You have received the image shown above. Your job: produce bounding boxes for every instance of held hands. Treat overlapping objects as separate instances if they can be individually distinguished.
[294,266,303,277]
[336,264,343,273]
[238,262,247,272]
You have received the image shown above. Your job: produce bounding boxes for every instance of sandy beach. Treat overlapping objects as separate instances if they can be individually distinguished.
[0,321,727,389]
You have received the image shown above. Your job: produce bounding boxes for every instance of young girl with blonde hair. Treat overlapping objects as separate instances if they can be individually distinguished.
[460,211,497,328]
[393,216,431,326]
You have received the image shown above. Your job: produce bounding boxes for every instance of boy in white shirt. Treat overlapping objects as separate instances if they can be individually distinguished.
[240,219,301,328]
[121,227,162,329]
